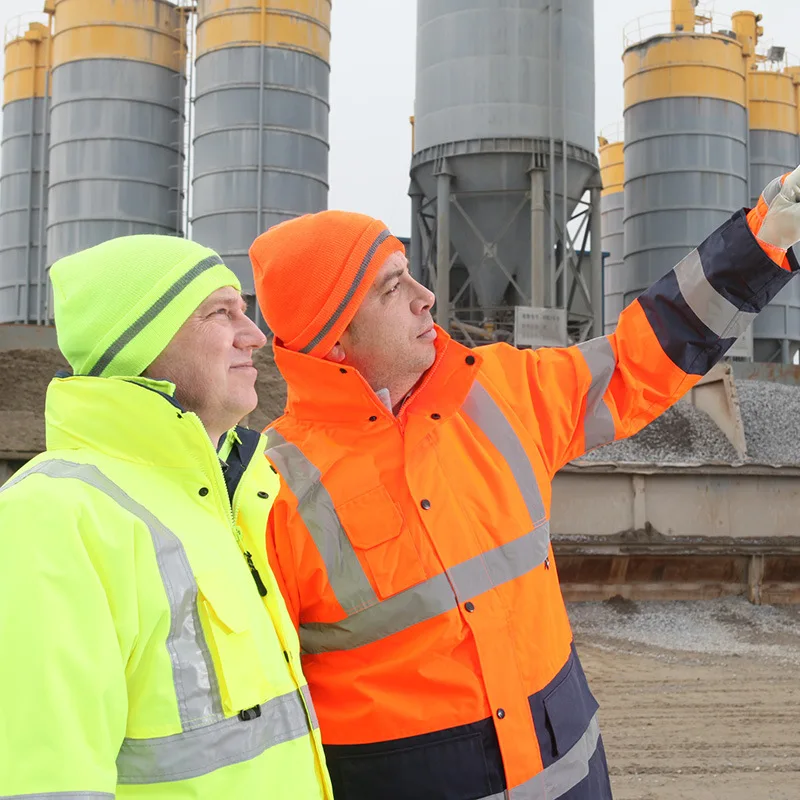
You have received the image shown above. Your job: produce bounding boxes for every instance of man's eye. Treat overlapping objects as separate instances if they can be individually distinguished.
[387,284,399,294]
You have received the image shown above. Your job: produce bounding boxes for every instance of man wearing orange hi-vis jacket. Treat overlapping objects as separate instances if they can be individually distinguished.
[248,165,800,800]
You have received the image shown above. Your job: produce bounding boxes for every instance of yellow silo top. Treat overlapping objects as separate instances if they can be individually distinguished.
[196,0,332,62]
[4,21,51,105]
[51,0,185,72]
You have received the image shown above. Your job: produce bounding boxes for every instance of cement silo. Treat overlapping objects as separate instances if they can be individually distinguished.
[0,17,51,324]
[410,0,603,345]
[743,37,800,362]
[46,0,187,273]
[192,1,331,296]
[598,129,624,334]
[618,0,749,330]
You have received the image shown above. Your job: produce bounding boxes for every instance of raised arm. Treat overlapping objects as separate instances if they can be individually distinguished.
[482,166,800,478]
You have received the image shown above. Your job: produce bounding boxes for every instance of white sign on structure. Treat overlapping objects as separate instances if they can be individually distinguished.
[727,325,753,361]
[514,306,568,349]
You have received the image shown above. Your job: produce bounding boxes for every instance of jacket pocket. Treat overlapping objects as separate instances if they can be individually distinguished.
[541,653,599,762]
[336,485,427,600]
[196,569,272,715]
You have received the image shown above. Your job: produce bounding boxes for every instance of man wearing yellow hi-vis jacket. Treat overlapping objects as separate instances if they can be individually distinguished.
[0,236,333,798]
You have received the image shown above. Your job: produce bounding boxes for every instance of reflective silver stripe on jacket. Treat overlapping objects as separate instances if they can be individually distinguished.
[575,337,617,451]
[265,429,379,615]
[0,793,115,799]
[462,381,545,525]
[673,247,757,340]
[2,458,223,730]
[300,522,550,654]
[2,459,317,784]
[269,381,551,655]
[117,688,313,784]
[480,713,601,800]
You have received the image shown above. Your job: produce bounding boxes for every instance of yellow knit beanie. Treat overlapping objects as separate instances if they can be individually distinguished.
[50,234,241,377]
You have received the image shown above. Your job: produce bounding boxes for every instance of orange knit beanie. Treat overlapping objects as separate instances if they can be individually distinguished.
[249,210,404,357]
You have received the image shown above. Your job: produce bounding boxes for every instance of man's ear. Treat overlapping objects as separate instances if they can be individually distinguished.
[323,342,347,363]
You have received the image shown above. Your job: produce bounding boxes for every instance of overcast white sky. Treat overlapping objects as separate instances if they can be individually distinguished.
[1,0,797,239]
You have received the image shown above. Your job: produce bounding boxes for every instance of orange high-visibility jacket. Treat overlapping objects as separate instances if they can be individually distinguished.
[264,209,798,800]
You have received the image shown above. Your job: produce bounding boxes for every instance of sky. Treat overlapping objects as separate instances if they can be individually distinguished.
[0,0,797,239]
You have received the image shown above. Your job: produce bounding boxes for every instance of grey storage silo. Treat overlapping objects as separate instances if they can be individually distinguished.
[598,133,623,334]
[747,60,800,362]
[192,1,331,296]
[0,19,51,323]
[618,11,749,330]
[410,0,601,340]
[46,0,187,272]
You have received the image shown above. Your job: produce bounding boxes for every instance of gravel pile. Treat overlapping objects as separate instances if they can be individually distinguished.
[736,379,800,466]
[568,596,800,665]
[580,400,738,465]
[580,378,800,468]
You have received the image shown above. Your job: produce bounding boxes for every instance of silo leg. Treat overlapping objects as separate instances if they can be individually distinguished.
[590,185,604,338]
[436,170,451,330]
[530,169,546,308]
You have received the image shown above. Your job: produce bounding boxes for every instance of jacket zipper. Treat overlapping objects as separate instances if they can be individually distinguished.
[188,415,268,597]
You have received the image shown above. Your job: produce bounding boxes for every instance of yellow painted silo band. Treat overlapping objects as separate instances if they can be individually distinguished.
[598,141,624,196]
[747,72,798,134]
[786,67,800,134]
[52,0,185,71]
[3,31,50,104]
[196,8,331,60]
[624,34,746,109]
[198,0,331,28]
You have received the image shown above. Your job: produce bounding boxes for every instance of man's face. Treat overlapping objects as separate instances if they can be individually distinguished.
[338,250,437,392]
[147,287,267,439]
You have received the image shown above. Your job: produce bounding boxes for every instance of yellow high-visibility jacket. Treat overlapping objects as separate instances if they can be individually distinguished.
[0,374,333,799]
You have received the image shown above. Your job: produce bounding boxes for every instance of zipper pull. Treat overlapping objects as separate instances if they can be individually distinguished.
[244,551,268,597]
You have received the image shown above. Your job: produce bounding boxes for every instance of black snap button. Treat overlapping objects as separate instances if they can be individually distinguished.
[369,415,377,422]
[431,413,441,420]
[198,487,209,497]
[496,708,506,719]
[420,499,431,510]
[284,650,290,663]
[176,412,183,419]
[465,601,475,612]
[465,355,476,365]
[257,491,269,499]
[339,367,347,374]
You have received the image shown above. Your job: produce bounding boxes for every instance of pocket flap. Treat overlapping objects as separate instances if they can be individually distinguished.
[337,486,404,549]
[543,657,600,758]
[196,569,251,634]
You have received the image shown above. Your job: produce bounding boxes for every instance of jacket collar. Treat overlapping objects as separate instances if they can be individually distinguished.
[272,325,482,425]
[44,375,246,471]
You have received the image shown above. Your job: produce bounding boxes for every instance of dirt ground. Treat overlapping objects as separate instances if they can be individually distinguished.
[570,598,800,799]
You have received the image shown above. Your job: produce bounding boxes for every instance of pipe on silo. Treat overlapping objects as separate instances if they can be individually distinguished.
[0,20,51,324]
[435,165,452,329]
[598,135,624,333]
[192,1,331,298]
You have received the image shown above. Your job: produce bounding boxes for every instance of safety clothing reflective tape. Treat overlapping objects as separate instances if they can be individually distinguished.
[673,248,757,339]
[301,229,391,355]
[0,793,115,799]
[2,459,320,785]
[462,381,545,524]
[270,382,552,654]
[479,713,601,800]
[300,522,550,654]
[575,338,617,451]
[117,689,314,784]
[265,430,379,614]
[2,458,223,730]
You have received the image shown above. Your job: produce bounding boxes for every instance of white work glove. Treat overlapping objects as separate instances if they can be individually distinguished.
[753,164,800,252]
